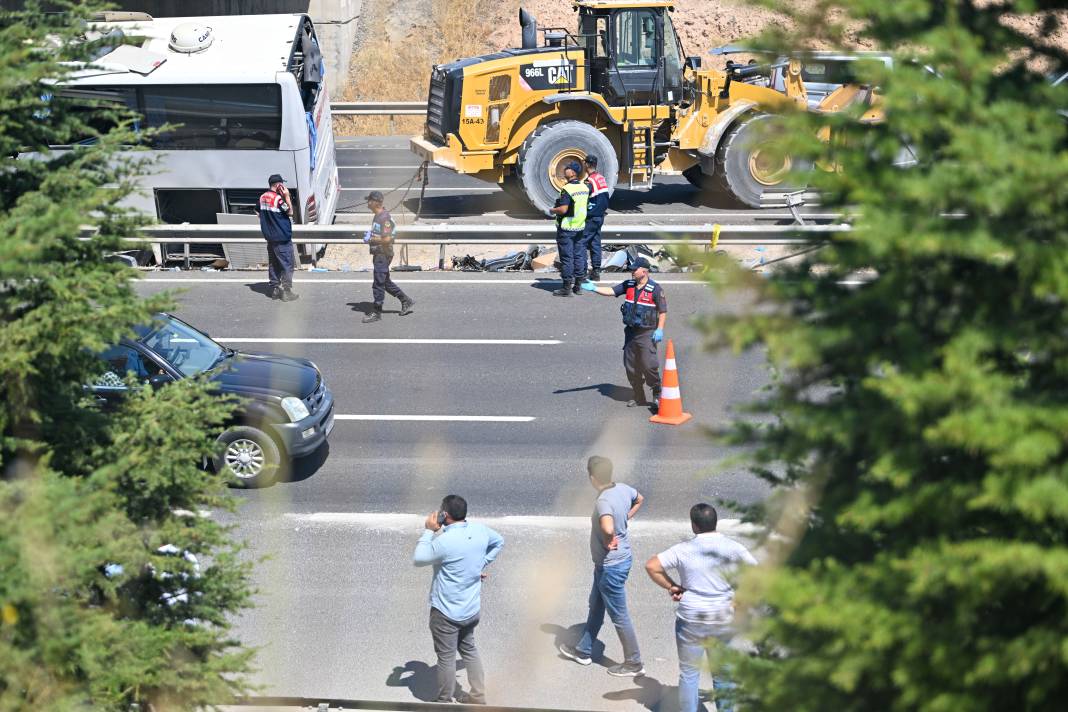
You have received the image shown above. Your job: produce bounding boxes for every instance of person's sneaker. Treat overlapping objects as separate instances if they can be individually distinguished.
[626,399,649,408]
[281,289,299,302]
[558,643,592,666]
[362,310,382,323]
[607,662,645,677]
[399,299,415,316]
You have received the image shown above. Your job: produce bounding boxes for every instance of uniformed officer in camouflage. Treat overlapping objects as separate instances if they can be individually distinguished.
[362,190,414,323]
[581,257,667,410]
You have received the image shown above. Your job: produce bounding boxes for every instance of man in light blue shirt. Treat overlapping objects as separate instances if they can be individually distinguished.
[413,494,504,704]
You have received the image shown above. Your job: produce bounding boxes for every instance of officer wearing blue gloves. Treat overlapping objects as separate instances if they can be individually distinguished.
[362,190,414,323]
[581,257,667,410]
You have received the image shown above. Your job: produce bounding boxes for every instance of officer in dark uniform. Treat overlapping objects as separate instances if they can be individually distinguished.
[257,173,299,301]
[548,161,590,297]
[362,190,414,323]
[582,155,610,281]
[581,257,667,409]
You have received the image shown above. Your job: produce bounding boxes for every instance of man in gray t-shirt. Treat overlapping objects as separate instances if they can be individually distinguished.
[559,456,645,677]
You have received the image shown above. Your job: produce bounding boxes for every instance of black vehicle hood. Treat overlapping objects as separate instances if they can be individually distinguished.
[209,352,319,399]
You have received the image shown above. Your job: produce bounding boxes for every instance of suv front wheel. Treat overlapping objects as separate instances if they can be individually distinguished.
[213,426,280,488]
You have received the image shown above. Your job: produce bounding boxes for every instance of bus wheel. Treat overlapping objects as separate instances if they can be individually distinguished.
[516,121,617,214]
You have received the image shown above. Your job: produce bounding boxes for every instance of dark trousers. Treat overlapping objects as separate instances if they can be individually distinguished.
[430,607,485,703]
[372,254,409,307]
[583,215,604,272]
[624,327,661,402]
[266,240,295,290]
[555,228,585,281]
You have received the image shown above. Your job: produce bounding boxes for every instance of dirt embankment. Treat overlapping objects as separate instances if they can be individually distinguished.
[337,0,790,135]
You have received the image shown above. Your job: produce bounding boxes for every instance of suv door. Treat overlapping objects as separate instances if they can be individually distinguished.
[90,342,171,408]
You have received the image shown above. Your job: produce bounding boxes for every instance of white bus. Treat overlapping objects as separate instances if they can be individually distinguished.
[54,12,339,264]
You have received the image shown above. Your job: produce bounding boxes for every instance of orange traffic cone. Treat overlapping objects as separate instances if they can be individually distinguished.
[650,339,692,426]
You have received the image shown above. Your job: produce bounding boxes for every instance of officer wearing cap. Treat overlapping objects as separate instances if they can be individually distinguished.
[581,257,667,410]
[582,155,610,282]
[547,161,590,297]
[257,174,298,301]
[362,190,413,323]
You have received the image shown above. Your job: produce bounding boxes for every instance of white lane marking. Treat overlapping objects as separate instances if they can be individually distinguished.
[281,511,759,536]
[333,415,535,422]
[138,278,712,285]
[216,338,560,345]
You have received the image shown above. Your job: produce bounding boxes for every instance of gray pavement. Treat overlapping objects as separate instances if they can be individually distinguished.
[334,136,831,226]
[134,272,768,710]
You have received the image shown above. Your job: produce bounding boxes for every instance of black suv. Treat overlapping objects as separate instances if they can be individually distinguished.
[92,313,334,487]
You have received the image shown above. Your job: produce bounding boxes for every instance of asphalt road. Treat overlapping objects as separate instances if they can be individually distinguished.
[334,136,830,226]
[135,272,770,710]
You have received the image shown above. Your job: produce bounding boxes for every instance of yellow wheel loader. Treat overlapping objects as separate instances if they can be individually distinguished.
[410,1,879,212]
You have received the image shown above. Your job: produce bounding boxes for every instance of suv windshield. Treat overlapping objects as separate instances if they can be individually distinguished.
[136,316,225,377]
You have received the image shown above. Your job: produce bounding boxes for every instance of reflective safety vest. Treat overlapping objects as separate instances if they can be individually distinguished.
[620,279,661,328]
[558,180,589,232]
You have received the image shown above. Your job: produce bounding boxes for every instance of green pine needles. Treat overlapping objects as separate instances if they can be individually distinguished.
[707,1,1068,710]
[0,3,254,709]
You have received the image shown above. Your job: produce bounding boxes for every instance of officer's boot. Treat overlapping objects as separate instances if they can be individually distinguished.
[552,280,573,297]
[572,278,585,295]
[589,270,601,282]
[362,305,383,323]
[270,286,283,300]
[399,297,415,316]
[281,288,299,302]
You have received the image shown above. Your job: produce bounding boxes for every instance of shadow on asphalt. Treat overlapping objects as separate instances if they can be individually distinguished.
[282,441,330,485]
[246,282,275,299]
[347,301,401,316]
[553,382,632,403]
[603,674,686,712]
[539,622,616,669]
[385,660,437,702]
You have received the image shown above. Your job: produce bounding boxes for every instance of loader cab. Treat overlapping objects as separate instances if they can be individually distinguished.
[578,2,684,107]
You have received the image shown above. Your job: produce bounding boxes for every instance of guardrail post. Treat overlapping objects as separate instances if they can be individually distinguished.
[438,243,445,271]
[183,242,190,270]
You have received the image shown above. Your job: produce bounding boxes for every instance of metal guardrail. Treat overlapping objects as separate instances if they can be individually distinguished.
[102,223,845,269]
[331,101,428,116]
[126,224,845,244]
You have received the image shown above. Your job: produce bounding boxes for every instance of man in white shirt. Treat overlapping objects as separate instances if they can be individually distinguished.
[645,504,757,712]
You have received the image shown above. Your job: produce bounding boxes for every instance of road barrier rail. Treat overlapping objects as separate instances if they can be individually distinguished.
[331,101,428,116]
[86,223,848,268]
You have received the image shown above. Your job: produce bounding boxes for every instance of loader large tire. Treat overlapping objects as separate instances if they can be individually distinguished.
[714,113,809,208]
[516,121,618,214]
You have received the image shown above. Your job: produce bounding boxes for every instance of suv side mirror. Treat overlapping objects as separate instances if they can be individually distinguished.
[149,373,175,388]
[686,56,701,70]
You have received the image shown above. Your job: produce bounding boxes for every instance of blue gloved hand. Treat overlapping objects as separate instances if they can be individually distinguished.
[362,230,372,243]
[579,280,597,292]
[652,328,664,343]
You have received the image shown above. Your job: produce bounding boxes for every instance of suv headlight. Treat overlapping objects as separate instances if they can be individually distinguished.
[281,396,310,422]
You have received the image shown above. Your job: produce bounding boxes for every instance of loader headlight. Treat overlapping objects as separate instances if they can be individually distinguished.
[489,106,501,127]
[281,396,310,422]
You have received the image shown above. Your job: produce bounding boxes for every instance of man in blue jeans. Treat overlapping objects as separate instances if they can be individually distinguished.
[645,503,758,712]
[559,456,645,676]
